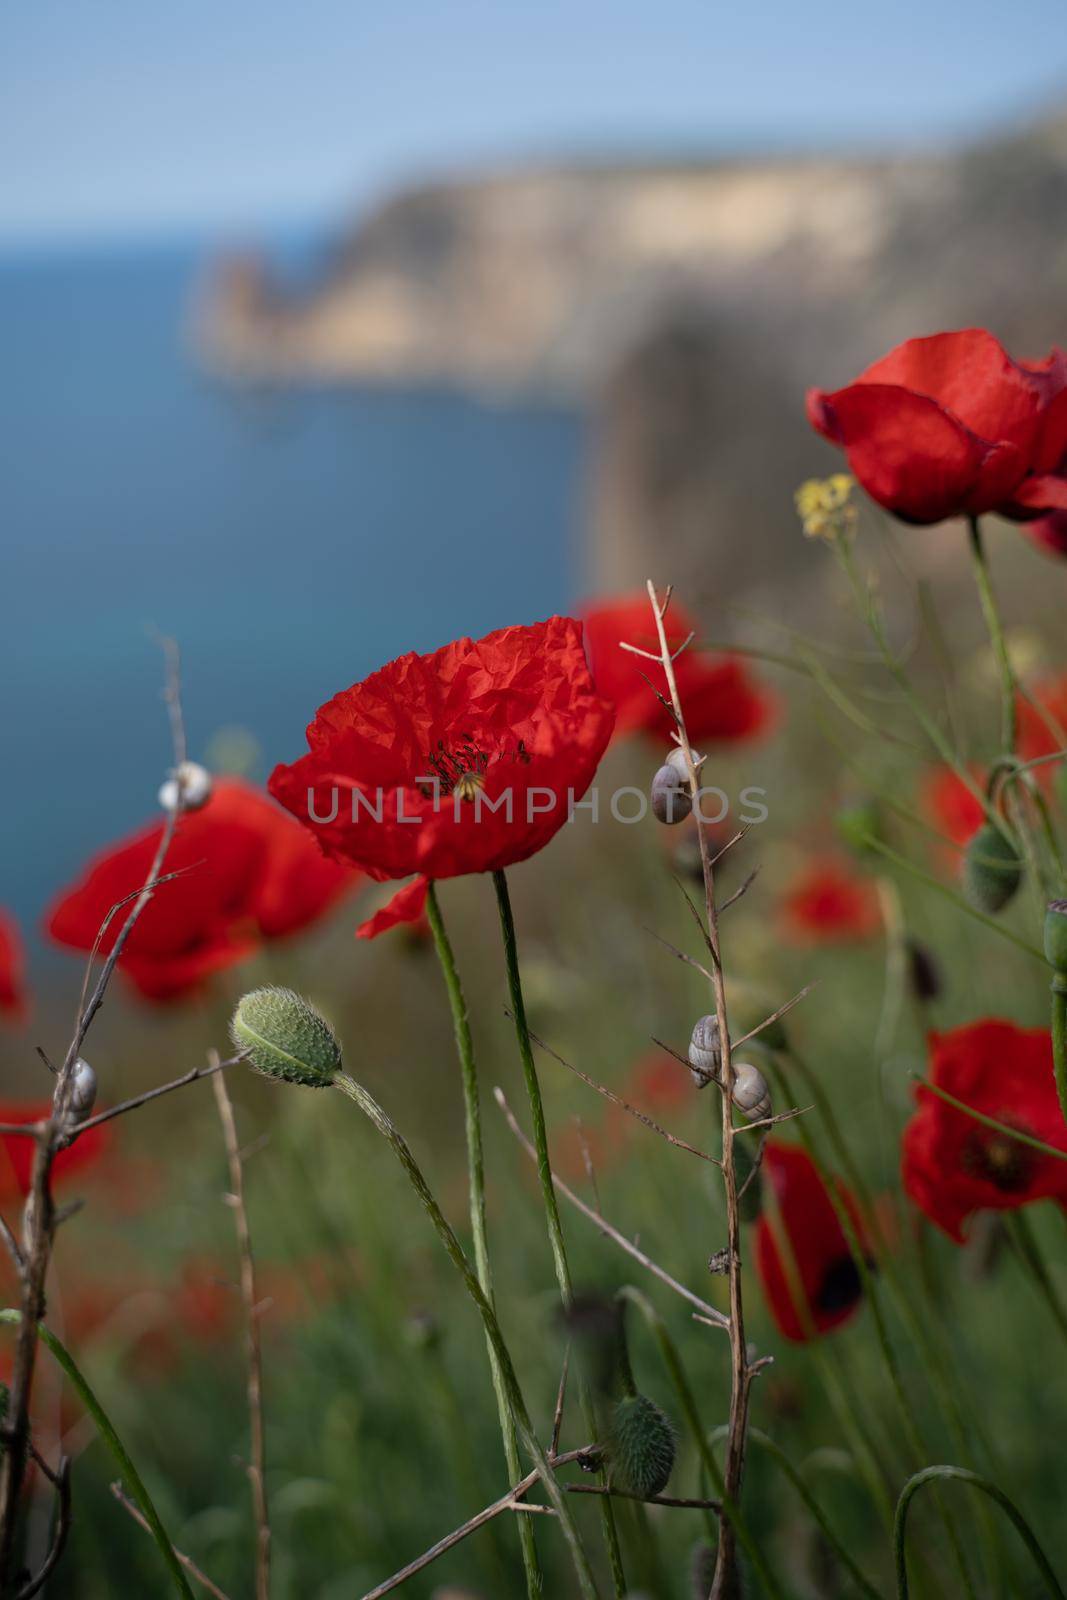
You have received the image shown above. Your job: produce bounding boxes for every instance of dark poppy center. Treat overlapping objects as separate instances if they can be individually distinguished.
[963,1129,1036,1194]
[814,1255,864,1316]
[418,736,531,798]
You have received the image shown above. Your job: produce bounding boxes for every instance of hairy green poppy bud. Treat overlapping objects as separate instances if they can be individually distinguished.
[1045,900,1067,975]
[231,987,341,1087]
[608,1393,676,1499]
[962,824,1022,913]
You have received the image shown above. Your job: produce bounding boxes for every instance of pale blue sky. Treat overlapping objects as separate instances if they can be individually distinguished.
[5,0,1067,240]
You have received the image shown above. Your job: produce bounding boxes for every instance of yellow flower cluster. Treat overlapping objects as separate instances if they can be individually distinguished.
[794,474,857,541]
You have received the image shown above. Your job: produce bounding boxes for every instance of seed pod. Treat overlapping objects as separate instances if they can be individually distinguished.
[1045,900,1067,975]
[67,1058,98,1123]
[651,764,692,825]
[729,1061,772,1122]
[608,1393,676,1498]
[231,987,341,1087]
[688,1014,721,1086]
[158,760,213,813]
[962,823,1022,913]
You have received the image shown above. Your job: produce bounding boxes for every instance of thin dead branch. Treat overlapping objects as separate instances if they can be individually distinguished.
[212,1063,270,1600]
[495,1087,729,1332]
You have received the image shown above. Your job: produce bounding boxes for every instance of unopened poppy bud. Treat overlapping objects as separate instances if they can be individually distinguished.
[688,1014,721,1086]
[962,824,1022,913]
[730,1061,772,1122]
[158,761,213,813]
[607,1393,676,1499]
[66,1058,97,1123]
[231,987,341,1087]
[1045,900,1067,975]
[650,764,692,825]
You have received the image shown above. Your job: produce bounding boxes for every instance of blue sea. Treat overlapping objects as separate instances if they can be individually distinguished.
[1,238,584,939]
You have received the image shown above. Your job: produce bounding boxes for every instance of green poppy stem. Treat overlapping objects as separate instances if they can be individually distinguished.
[967,516,1017,756]
[894,1466,1065,1600]
[424,880,542,1598]
[492,868,628,1598]
[0,1309,195,1600]
[332,1072,601,1600]
[1052,977,1067,1124]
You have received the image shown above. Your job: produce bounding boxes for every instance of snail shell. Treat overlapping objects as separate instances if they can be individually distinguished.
[158,761,213,814]
[688,1014,721,1087]
[67,1057,98,1124]
[651,764,692,825]
[665,746,703,781]
[729,1061,771,1122]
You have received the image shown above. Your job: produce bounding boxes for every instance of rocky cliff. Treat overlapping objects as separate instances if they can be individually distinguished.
[196,108,1067,602]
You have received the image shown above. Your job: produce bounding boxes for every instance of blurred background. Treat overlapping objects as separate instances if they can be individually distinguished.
[5,5,1067,1596]
[5,0,1067,932]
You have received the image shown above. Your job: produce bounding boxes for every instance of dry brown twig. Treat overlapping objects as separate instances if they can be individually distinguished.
[495,1088,730,1331]
[517,1018,722,1167]
[0,637,206,1588]
[110,1483,232,1600]
[212,1059,271,1600]
[636,578,754,1599]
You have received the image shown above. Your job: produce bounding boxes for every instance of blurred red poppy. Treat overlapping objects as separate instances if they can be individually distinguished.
[779,857,880,945]
[269,618,614,936]
[1023,511,1067,560]
[755,1141,868,1341]
[582,595,776,746]
[1017,673,1067,781]
[902,1020,1067,1243]
[920,766,986,856]
[808,329,1067,525]
[46,778,356,1000]
[0,1102,109,1202]
[0,911,28,1022]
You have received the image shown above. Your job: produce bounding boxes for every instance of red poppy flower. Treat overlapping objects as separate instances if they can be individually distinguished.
[268,618,614,936]
[581,596,776,747]
[46,778,356,1000]
[0,911,28,1022]
[779,857,881,945]
[1017,673,1067,782]
[807,329,1067,525]
[755,1141,867,1342]
[902,1020,1067,1243]
[0,1102,109,1203]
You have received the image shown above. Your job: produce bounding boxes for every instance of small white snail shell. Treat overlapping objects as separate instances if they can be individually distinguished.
[158,761,213,813]
[651,764,692,825]
[66,1057,98,1124]
[665,746,704,781]
[729,1061,772,1122]
[688,1014,721,1087]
